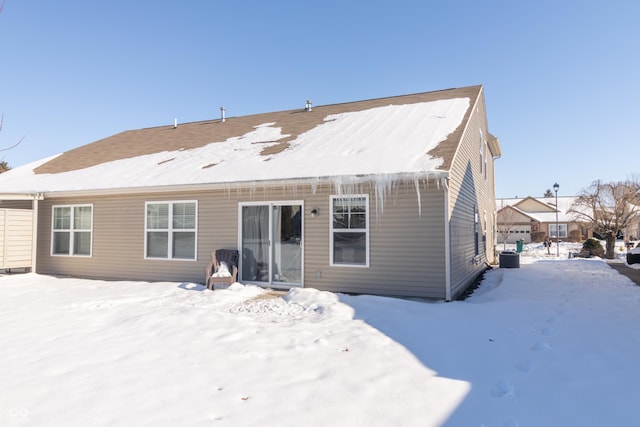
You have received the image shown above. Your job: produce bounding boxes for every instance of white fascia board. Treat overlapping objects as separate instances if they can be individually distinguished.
[39,171,449,199]
[0,193,44,201]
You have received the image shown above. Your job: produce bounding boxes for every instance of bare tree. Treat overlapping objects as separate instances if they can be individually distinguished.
[569,180,640,259]
[543,189,553,197]
[496,206,523,250]
[0,114,25,155]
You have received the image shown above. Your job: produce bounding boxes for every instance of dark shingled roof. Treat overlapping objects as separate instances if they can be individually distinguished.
[34,85,483,175]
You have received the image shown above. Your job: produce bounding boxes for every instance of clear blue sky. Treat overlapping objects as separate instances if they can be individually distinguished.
[1,1,638,198]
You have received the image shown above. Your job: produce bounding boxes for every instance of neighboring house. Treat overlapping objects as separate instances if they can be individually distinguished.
[626,216,640,241]
[496,196,591,244]
[0,85,501,300]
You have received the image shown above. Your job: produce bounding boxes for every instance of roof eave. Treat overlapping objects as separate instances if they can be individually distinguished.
[37,171,450,199]
[0,193,44,201]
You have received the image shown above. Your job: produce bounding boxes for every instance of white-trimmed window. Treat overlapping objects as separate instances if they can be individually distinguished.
[145,201,197,260]
[330,195,369,267]
[549,223,568,239]
[52,205,93,256]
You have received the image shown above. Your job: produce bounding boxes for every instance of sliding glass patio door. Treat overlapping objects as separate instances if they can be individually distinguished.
[240,202,303,287]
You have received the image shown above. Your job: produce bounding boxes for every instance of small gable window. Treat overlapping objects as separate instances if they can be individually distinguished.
[479,129,489,180]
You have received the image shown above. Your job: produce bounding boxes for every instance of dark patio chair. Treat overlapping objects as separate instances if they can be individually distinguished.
[205,249,239,290]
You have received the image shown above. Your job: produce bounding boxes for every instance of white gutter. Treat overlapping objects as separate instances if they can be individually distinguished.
[34,171,449,199]
[0,193,42,200]
[442,176,452,301]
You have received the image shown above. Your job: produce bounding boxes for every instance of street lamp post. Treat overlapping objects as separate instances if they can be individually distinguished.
[553,183,560,257]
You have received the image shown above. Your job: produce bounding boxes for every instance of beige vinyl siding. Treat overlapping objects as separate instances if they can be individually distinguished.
[37,190,238,283]
[303,181,446,299]
[36,180,446,298]
[447,89,498,299]
[230,181,446,298]
[0,209,34,269]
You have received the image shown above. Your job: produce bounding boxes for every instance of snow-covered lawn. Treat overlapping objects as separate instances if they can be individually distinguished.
[2,249,640,426]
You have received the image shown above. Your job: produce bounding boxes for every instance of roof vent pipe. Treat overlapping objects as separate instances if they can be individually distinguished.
[305,100,312,111]
[220,106,226,123]
[173,118,177,128]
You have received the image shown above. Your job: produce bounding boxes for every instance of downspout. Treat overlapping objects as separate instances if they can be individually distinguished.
[31,193,43,273]
[442,177,452,301]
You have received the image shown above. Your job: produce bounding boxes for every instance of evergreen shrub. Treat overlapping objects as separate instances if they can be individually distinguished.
[581,238,604,257]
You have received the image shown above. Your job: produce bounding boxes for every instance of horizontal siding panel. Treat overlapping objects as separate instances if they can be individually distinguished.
[3,261,32,268]
[8,222,34,229]
[6,243,32,252]
[4,227,30,237]
[6,227,32,234]
[7,253,33,262]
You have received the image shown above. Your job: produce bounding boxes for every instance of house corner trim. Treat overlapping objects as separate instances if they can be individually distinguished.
[442,177,452,301]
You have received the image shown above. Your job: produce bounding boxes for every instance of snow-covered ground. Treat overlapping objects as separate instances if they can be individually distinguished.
[1,243,640,426]
[506,239,640,270]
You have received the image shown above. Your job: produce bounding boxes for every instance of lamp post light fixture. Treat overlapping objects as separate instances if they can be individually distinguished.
[553,182,560,257]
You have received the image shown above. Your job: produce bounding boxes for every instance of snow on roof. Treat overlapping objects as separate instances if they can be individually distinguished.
[0,92,474,195]
[498,196,576,211]
[497,196,590,222]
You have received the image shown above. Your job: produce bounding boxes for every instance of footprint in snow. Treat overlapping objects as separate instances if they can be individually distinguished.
[490,381,515,398]
[538,326,553,336]
[530,341,551,352]
[514,359,535,373]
